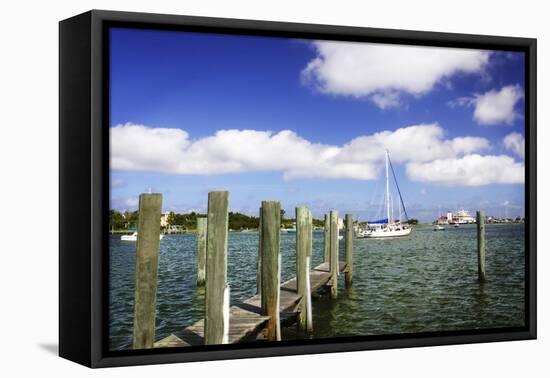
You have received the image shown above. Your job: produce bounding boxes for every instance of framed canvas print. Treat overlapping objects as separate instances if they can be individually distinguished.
[59,10,536,368]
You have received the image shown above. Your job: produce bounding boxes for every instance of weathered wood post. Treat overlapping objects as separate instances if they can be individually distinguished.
[261,201,281,341]
[329,210,339,298]
[296,207,313,332]
[196,216,207,286]
[132,193,162,349]
[257,207,262,296]
[305,209,313,331]
[204,191,230,345]
[323,213,330,263]
[477,210,486,283]
[345,213,353,287]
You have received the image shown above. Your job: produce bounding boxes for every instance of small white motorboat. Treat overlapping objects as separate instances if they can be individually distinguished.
[433,225,445,231]
[120,232,164,241]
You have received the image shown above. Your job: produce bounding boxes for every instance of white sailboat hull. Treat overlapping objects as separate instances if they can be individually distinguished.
[360,227,412,238]
[357,221,412,239]
[120,234,137,241]
[121,232,164,241]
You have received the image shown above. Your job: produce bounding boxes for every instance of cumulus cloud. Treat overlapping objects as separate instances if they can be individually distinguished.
[503,132,525,159]
[125,198,139,208]
[406,154,524,186]
[111,123,373,180]
[301,41,490,108]
[111,123,494,183]
[473,85,524,125]
[449,84,524,125]
[336,123,489,163]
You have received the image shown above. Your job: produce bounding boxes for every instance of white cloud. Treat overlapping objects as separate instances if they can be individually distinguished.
[371,92,401,110]
[406,154,524,186]
[473,85,524,125]
[111,123,377,180]
[447,96,474,108]
[336,123,489,164]
[111,123,498,185]
[450,85,524,125]
[503,132,525,159]
[125,198,139,208]
[301,41,490,108]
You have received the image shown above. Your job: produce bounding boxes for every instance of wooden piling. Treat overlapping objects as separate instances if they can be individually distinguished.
[296,207,313,332]
[132,193,162,349]
[204,191,229,345]
[477,210,486,283]
[304,255,313,332]
[196,216,207,286]
[256,207,262,295]
[305,209,313,331]
[323,213,330,263]
[261,201,281,341]
[345,214,353,287]
[329,210,339,298]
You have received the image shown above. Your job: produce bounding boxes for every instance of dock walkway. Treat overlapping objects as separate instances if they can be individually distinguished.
[155,261,348,347]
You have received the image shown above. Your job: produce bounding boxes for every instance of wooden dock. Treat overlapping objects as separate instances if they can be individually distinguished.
[128,191,489,350]
[155,261,348,347]
[130,191,354,349]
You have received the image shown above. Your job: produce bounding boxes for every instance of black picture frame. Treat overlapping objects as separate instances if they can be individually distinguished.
[59,9,537,368]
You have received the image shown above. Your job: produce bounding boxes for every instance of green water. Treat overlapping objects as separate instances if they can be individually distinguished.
[109,223,525,350]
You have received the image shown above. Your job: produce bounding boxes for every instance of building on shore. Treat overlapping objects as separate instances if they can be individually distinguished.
[160,212,170,227]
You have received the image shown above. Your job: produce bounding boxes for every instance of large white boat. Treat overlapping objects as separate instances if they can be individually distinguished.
[357,150,412,239]
[121,231,164,242]
[441,209,476,224]
[451,209,476,224]
[434,208,475,225]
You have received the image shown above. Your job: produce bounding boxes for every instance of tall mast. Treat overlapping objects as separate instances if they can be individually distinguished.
[398,194,402,221]
[385,150,391,223]
[390,192,394,222]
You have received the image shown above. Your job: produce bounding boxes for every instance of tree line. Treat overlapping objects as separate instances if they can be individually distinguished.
[109,209,325,231]
[110,209,139,230]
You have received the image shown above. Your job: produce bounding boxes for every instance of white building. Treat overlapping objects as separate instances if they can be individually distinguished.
[160,212,170,227]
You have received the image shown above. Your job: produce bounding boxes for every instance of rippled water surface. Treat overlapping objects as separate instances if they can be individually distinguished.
[109,224,525,350]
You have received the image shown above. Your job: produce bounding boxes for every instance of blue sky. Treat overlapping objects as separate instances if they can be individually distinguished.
[109,27,525,222]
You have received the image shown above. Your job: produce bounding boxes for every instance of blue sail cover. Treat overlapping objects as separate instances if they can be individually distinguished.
[368,218,388,224]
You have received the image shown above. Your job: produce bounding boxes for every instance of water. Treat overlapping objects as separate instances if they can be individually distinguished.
[109,224,525,350]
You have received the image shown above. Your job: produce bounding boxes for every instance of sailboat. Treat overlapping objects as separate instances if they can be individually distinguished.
[357,150,412,239]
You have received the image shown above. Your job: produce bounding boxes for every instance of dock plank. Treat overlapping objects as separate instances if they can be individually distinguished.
[154,261,347,348]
